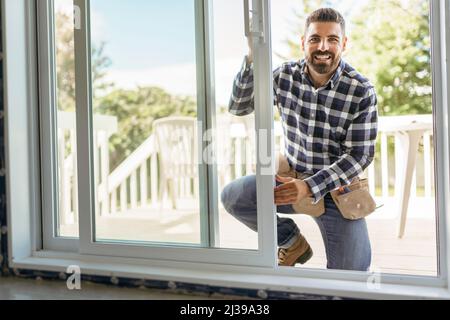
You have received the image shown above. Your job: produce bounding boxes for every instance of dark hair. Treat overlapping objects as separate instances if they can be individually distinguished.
[305,8,346,36]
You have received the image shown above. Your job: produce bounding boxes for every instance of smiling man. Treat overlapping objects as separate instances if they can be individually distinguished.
[221,8,378,271]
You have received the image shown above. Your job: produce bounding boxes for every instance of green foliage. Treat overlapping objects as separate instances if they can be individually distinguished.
[55,11,197,171]
[346,0,431,115]
[285,0,431,116]
[96,87,196,170]
[55,12,113,112]
[54,11,76,112]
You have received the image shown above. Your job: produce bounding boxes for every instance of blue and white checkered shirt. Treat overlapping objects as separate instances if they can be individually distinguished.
[229,58,378,203]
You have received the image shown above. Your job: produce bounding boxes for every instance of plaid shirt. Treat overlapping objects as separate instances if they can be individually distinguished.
[229,58,378,203]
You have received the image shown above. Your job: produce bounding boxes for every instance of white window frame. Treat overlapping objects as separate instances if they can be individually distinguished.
[72,0,277,267]
[37,0,79,252]
[4,0,450,299]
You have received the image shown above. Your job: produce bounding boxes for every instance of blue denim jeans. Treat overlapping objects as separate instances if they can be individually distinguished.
[221,175,371,271]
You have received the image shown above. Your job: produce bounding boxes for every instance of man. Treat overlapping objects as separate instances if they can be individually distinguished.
[221,8,378,271]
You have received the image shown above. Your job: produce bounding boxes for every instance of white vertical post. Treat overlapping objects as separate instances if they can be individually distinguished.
[111,189,117,215]
[70,129,78,223]
[194,176,199,198]
[180,176,186,197]
[99,131,110,215]
[235,137,242,178]
[140,162,148,207]
[63,160,71,224]
[381,133,389,198]
[93,132,100,217]
[120,181,127,213]
[395,134,403,198]
[368,162,376,196]
[424,131,432,198]
[151,154,158,207]
[130,171,137,209]
[57,129,67,226]
[185,178,190,197]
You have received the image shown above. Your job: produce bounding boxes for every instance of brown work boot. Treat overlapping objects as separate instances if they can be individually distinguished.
[278,234,313,266]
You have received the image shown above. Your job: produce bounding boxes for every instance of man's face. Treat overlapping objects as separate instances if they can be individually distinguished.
[301,22,347,75]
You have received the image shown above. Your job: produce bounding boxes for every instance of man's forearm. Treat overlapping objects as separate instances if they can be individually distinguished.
[228,57,255,116]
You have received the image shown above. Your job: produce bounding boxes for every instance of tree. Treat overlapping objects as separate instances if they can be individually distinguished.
[54,11,198,170]
[346,0,431,115]
[285,0,431,116]
[96,87,197,170]
[55,11,113,112]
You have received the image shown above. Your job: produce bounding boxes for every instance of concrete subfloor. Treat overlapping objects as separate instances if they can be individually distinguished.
[0,277,235,300]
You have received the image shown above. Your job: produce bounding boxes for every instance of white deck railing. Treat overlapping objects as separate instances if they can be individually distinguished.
[368,115,434,198]
[57,113,434,224]
[99,134,159,215]
[57,111,118,224]
[222,114,434,200]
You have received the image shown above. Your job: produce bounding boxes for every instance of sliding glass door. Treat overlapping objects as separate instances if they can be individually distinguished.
[63,0,278,266]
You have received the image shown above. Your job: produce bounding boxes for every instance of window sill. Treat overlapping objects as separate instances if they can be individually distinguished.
[9,251,450,300]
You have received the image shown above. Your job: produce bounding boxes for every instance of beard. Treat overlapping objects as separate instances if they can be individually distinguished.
[305,51,340,74]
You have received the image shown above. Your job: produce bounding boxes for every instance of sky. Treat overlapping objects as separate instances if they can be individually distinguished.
[56,0,367,106]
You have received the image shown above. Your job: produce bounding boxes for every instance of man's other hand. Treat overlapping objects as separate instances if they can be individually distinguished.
[274,175,312,205]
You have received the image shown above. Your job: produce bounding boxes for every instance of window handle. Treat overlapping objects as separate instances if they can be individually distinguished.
[244,0,265,43]
[74,5,81,30]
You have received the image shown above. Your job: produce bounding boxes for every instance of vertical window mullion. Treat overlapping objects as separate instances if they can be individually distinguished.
[38,0,79,251]
[430,0,450,285]
[195,0,221,247]
[38,0,58,249]
[73,0,95,252]
[251,0,277,266]
[194,0,214,247]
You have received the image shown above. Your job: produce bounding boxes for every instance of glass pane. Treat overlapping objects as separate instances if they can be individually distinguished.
[54,0,79,238]
[90,0,201,245]
[270,0,437,276]
[213,0,260,250]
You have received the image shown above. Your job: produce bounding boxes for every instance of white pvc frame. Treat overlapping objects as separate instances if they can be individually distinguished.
[71,0,277,267]
[4,0,450,299]
[37,0,79,252]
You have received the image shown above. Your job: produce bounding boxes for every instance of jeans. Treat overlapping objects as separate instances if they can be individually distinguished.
[220,175,371,271]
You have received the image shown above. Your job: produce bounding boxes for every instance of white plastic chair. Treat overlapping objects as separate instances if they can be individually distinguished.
[152,116,198,209]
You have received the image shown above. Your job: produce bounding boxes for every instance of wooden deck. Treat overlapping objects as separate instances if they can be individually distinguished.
[61,197,438,277]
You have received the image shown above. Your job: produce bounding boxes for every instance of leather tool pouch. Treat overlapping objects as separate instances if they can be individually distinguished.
[330,179,377,220]
[276,154,376,220]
